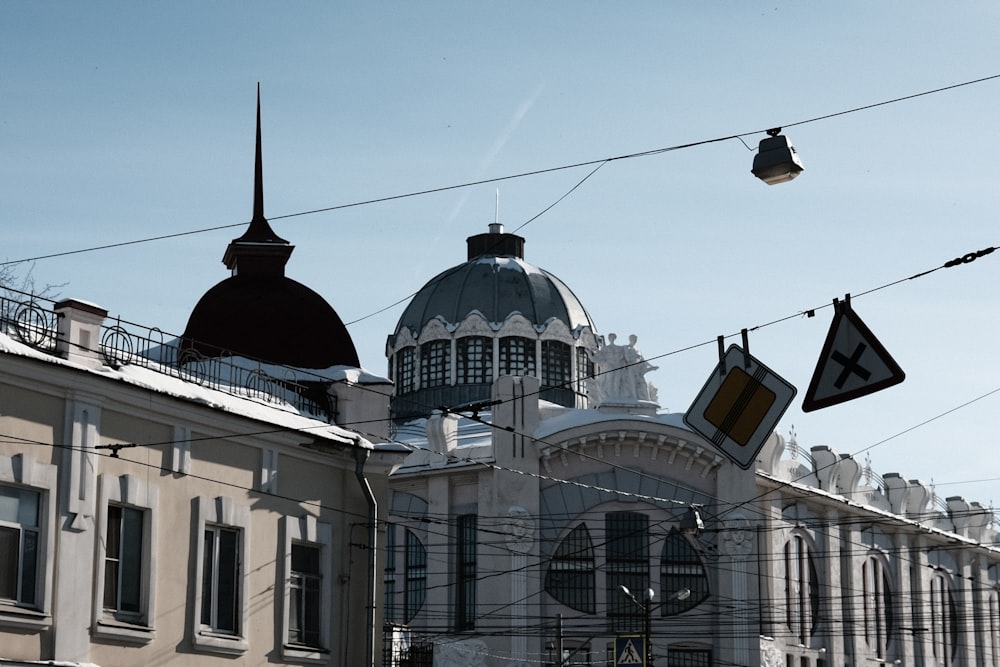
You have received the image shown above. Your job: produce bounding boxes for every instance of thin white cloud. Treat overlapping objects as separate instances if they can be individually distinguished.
[447,82,546,225]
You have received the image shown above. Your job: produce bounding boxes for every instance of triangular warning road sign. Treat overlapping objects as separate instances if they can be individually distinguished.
[802,298,904,412]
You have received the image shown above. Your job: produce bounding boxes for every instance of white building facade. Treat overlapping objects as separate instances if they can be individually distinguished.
[381,225,1000,667]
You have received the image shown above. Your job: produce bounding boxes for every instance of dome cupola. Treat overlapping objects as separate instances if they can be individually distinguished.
[180,89,359,370]
[387,223,599,421]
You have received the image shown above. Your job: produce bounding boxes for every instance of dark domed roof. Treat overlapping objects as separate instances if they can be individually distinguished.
[180,89,359,370]
[393,225,595,337]
[182,274,359,369]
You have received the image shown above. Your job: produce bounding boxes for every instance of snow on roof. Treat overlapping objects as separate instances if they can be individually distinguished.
[144,338,390,385]
[534,405,691,440]
[0,331,375,449]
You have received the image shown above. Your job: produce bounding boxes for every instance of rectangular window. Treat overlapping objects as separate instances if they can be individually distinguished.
[383,523,398,624]
[289,543,322,648]
[0,485,40,607]
[576,347,594,396]
[499,337,535,377]
[104,504,144,617]
[398,348,416,394]
[420,340,451,388]
[606,511,649,633]
[457,336,493,385]
[456,514,477,631]
[541,340,572,388]
[280,515,331,662]
[201,526,241,634]
[669,649,713,667]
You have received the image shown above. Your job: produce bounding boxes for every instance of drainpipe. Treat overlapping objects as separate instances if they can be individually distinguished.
[354,445,377,667]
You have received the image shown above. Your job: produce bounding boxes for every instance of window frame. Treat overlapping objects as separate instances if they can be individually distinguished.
[456,336,493,385]
[192,496,250,654]
[280,514,333,663]
[498,336,536,378]
[404,527,427,623]
[383,522,399,624]
[783,533,819,645]
[456,513,478,631]
[862,554,894,659]
[0,486,41,608]
[103,503,145,618]
[606,511,650,634]
[544,510,710,630]
[659,528,709,617]
[930,572,957,664]
[0,453,57,631]
[989,588,1000,667]
[540,340,572,389]
[544,522,596,613]
[419,339,451,389]
[92,473,158,644]
[396,347,416,394]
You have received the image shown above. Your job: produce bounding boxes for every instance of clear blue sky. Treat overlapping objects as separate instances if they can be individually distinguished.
[3,2,1000,512]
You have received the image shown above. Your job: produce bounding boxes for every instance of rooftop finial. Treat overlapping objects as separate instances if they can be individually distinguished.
[223,84,290,270]
[230,84,287,245]
[489,189,503,235]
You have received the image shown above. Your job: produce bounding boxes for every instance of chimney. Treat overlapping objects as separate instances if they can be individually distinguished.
[55,299,108,370]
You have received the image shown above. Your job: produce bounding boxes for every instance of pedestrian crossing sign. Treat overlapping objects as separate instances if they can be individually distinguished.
[615,635,645,666]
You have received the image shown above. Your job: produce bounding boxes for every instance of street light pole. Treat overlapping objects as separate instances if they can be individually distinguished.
[643,592,653,667]
[619,586,692,667]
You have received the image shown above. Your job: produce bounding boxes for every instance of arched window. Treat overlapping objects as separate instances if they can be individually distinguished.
[456,336,492,385]
[930,574,956,664]
[544,523,595,613]
[784,535,819,643]
[499,336,535,377]
[659,529,709,616]
[404,528,426,623]
[396,347,416,394]
[420,340,450,389]
[862,556,893,658]
[544,509,709,632]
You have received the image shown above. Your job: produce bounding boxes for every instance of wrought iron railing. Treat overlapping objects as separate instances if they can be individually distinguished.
[100,317,335,421]
[0,294,334,422]
[0,295,59,354]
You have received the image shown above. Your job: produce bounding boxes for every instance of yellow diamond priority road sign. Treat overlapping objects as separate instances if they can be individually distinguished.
[684,345,796,469]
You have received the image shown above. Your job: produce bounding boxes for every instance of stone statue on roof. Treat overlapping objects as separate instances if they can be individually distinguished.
[589,333,658,407]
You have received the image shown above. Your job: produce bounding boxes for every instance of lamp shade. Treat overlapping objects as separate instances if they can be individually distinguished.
[752,134,804,185]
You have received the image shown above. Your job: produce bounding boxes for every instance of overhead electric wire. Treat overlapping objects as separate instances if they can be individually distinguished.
[5,239,998,521]
[9,422,993,653]
[4,241,997,525]
[3,73,999,269]
[5,203,1000,646]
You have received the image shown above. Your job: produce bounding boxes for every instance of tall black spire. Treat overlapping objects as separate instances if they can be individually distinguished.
[223,84,291,273]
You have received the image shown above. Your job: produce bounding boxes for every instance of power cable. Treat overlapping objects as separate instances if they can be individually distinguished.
[4,73,999,268]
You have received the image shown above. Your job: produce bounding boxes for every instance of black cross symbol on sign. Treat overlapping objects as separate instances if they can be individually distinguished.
[831,343,872,389]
